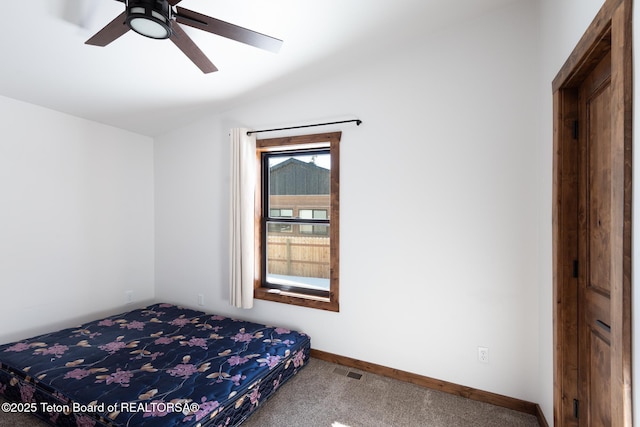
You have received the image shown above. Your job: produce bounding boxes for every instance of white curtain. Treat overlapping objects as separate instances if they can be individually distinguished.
[229,128,256,308]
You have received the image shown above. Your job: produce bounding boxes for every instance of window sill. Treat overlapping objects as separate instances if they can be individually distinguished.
[254,287,339,312]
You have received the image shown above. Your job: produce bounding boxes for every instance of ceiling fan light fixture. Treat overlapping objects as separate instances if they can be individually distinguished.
[126,0,172,40]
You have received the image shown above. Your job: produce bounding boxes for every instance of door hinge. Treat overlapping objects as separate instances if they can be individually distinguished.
[572,260,578,278]
[573,120,579,139]
[573,399,579,418]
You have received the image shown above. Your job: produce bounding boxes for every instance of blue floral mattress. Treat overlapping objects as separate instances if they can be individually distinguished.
[0,303,310,426]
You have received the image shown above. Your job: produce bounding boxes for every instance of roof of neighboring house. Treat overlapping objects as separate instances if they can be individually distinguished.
[270,158,330,195]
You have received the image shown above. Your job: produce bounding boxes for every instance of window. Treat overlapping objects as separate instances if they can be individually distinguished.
[299,210,328,235]
[268,208,293,233]
[254,132,340,312]
[270,208,293,217]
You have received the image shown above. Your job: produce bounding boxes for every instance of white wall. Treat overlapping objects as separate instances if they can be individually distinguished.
[0,95,155,344]
[155,0,541,403]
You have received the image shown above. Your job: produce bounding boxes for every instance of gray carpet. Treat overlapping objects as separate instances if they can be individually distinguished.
[0,358,538,427]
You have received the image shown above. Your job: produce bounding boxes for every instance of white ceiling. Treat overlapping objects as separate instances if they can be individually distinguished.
[0,0,518,136]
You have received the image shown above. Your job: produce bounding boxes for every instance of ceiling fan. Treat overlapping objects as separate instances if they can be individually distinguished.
[85,0,283,73]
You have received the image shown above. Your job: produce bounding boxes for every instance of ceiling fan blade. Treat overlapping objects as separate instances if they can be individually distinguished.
[85,11,129,46]
[170,23,218,73]
[175,7,283,53]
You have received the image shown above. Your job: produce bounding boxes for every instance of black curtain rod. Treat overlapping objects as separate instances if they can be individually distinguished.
[246,119,362,136]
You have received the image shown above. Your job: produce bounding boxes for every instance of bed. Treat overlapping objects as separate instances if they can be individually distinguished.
[0,303,310,426]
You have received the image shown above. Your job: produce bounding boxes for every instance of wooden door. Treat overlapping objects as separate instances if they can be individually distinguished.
[552,1,632,425]
[577,51,612,425]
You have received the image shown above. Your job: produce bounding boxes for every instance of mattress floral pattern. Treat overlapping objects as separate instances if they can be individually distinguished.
[0,303,310,426]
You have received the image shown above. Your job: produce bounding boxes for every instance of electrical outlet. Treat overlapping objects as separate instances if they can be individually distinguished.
[478,346,489,363]
[125,290,133,304]
[197,294,204,306]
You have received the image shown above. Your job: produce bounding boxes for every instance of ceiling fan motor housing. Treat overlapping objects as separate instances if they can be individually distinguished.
[126,0,173,39]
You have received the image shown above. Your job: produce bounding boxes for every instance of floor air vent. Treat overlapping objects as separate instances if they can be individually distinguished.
[333,367,362,380]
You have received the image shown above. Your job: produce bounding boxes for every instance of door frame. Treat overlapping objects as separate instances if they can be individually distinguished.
[552,0,632,425]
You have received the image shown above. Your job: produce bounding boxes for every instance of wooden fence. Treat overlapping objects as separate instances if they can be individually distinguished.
[267,235,330,278]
